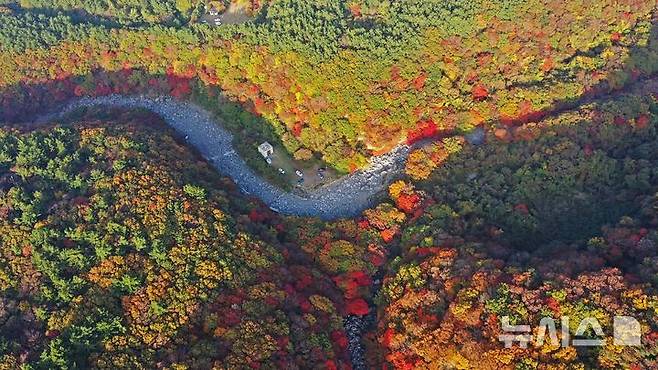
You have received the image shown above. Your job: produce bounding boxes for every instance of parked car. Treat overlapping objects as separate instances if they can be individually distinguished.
[278,168,285,174]
[295,170,304,177]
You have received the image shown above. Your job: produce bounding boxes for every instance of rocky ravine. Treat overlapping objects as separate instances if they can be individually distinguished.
[44,94,410,221]
[36,94,410,369]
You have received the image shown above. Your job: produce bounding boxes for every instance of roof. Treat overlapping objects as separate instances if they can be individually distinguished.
[258,142,273,151]
[258,142,274,157]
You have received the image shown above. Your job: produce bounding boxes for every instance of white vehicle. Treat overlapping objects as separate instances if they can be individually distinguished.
[278,168,286,174]
[214,19,222,26]
[266,157,272,165]
[295,170,303,177]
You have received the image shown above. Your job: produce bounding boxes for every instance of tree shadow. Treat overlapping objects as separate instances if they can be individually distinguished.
[428,16,658,251]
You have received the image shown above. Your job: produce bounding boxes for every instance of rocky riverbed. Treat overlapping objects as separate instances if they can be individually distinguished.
[44,94,410,221]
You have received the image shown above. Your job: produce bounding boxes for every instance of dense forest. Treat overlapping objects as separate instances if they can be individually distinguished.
[373,88,658,369]
[0,0,656,171]
[0,0,185,26]
[0,109,354,368]
[0,0,658,369]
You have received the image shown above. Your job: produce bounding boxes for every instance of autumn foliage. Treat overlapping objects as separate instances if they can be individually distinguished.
[1,0,655,172]
[0,110,352,368]
[1,2,658,369]
[371,89,658,369]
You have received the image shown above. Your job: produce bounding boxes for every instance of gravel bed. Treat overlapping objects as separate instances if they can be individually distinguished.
[44,94,410,220]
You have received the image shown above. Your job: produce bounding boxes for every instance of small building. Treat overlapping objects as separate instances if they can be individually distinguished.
[258,142,274,159]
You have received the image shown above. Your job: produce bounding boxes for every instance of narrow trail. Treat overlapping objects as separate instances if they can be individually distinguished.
[40,94,410,220]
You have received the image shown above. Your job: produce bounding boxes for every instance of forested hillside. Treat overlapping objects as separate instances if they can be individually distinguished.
[0,0,656,171]
[0,109,352,368]
[370,87,658,369]
[1,1,658,369]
